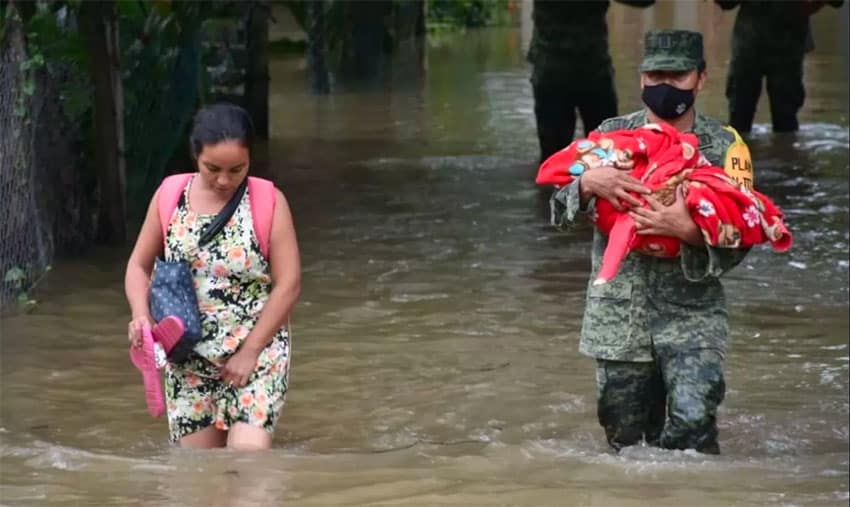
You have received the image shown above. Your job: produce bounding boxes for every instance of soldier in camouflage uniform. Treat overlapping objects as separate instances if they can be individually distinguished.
[716,0,845,133]
[528,0,655,163]
[549,30,754,454]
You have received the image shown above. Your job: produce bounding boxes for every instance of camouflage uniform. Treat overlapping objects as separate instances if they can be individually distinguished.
[717,0,845,133]
[550,31,752,454]
[528,0,654,163]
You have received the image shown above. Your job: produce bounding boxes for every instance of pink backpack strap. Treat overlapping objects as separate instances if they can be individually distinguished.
[156,173,193,240]
[247,176,277,259]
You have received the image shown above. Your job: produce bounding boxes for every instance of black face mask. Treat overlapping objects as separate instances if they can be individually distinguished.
[641,83,695,120]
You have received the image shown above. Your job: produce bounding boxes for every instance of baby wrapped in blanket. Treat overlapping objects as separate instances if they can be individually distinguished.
[536,122,792,284]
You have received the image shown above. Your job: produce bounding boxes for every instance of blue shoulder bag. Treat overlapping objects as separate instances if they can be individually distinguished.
[149,179,247,363]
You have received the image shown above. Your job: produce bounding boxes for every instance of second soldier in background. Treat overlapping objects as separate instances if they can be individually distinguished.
[527,0,654,163]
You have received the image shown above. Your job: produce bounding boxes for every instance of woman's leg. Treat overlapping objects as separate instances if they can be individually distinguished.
[227,423,273,451]
[180,426,228,449]
[166,364,222,447]
[216,335,289,451]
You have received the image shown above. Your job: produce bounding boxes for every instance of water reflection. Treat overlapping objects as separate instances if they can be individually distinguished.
[1,2,848,506]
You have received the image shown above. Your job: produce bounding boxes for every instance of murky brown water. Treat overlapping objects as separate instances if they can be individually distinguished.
[2,3,848,506]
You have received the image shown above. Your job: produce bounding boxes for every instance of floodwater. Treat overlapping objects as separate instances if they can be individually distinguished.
[1,2,848,506]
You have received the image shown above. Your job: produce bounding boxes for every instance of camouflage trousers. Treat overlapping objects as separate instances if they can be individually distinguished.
[595,346,726,454]
[532,77,618,163]
[725,51,805,133]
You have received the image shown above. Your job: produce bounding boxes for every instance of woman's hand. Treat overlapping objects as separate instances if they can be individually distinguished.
[221,346,262,389]
[580,166,651,211]
[629,186,703,245]
[128,315,155,348]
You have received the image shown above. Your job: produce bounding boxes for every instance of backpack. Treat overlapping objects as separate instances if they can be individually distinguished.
[155,173,276,259]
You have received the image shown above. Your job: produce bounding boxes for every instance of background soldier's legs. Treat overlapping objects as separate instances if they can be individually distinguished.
[656,347,726,454]
[596,359,665,451]
[576,76,618,137]
[726,57,764,134]
[766,56,805,132]
[532,82,577,163]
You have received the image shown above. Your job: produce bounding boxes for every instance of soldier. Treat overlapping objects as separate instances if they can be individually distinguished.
[717,0,845,133]
[528,0,655,163]
[549,30,754,454]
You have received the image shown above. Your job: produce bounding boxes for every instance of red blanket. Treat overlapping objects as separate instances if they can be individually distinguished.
[536,123,792,284]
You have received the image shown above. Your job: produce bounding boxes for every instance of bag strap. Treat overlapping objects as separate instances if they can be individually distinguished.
[157,173,193,240]
[198,178,247,247]
[157,173,277,259]
[247,176,277,259]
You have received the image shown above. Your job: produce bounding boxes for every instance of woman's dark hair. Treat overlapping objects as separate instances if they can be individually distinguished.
[189,103,254,159]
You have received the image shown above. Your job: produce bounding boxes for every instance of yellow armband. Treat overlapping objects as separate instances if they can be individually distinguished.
[722,126,754,190]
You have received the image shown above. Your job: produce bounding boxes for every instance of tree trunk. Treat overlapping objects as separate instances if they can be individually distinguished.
[245,1,270,139]
[0,1,54,309]
[0,3,33,293]
[79,0,127,245]
[331,1,425,90]
[338,1,393,87]
[389,0,426,87]
[306,0,331,94]
[36,70,95,255]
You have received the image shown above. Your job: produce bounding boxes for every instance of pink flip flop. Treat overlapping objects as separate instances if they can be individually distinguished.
[129,326,165,417]
[151,315,185,357]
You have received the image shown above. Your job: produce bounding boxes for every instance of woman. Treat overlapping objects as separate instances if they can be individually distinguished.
[125,103,300,450]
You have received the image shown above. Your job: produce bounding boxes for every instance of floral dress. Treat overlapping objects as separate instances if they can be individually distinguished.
[162,175,290,443]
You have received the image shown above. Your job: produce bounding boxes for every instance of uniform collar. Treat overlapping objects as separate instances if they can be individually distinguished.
[640,107,705,134]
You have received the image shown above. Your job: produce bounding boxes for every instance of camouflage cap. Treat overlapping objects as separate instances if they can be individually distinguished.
[639,29,704,72]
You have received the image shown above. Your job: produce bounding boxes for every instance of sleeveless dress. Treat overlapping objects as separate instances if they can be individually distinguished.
[162,175,290,443]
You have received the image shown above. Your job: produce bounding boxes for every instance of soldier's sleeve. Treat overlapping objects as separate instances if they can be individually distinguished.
[680,244,751,281]
[550,179,595,230]
[550,119,623,230]
[596,117,626,134]
[680,126,754,281]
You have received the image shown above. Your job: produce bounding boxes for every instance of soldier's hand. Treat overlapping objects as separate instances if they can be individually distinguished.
[630,186,703,245]
[580,166,650,211]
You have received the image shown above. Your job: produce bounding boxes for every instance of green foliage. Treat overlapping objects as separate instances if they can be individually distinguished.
[23,4,91,122]
[3,267,26,286]
[17,0,215,224]
[0,2,10,42]
[426,0,512,32]
[3,265,48,312]
[428,0,489,28]
[0,4,44,120]
[15,0,264,228]
[268,36,306,54]
[119,1,208,221]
